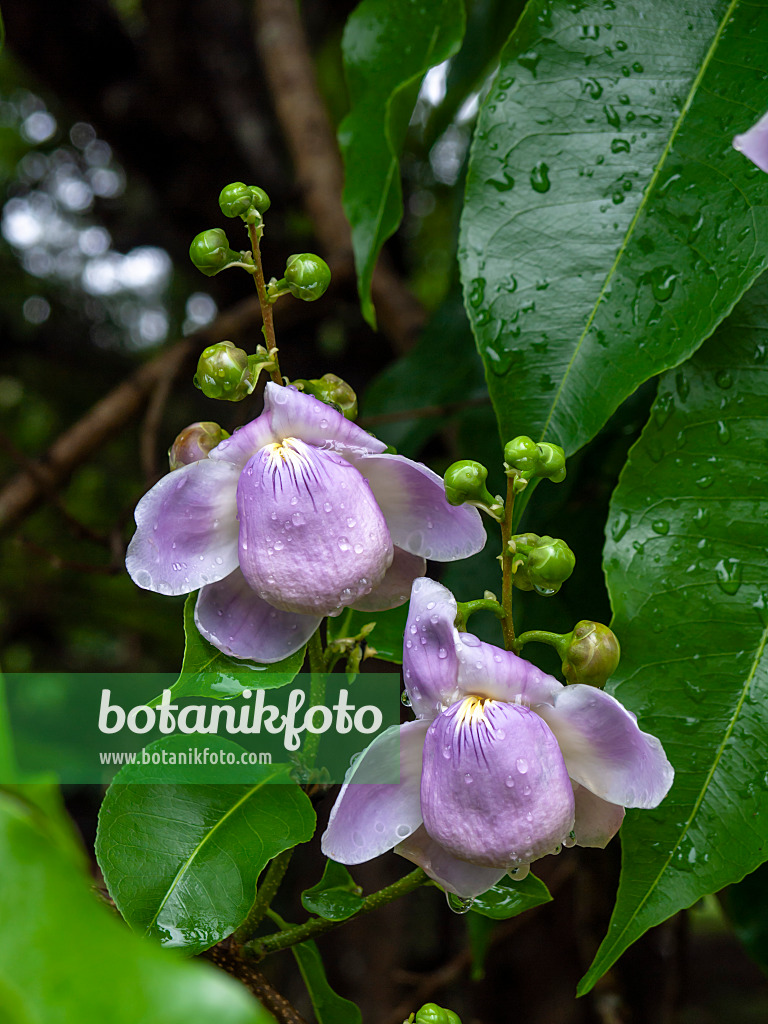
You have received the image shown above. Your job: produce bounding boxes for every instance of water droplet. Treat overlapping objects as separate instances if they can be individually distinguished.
[715,558,742,595]
[323,502,333,512]
[395,824,410,838]
[582,77,603,99]
[508,863,530,881]
[652,519,669,535]
[715,369,733,389]
[654,393,673,427]
[518,50,541,74]
[292,511,304,526]
[516,757,529,774]
[752,591,768,627]
[603,103,620,128]
[401,690,412,707]
[274,539,284,551]
[716,421,731,445]
[533,583,557,597]
[446,893,475,914]
[488,170,515,191]
[464,772,473,784]
[695,475,714,489]
[611,137,630,154]
[650,265,677,302]
[530,161,550,193]
[611,510,631,541]
[615,39,628,51]
[468,278,485,308]
[676,372,690,401]
[505,775,515,788]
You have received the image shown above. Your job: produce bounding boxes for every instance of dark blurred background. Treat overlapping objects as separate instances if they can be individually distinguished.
[0,1,766,1021]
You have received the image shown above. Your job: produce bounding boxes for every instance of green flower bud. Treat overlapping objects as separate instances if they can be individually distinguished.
[503,435,540,476]
[527,536,576,595]
[291,374,358,420]
[413,1004,462,1024]
[193,341,254,401]
[168,421,230,470]
[218,182,271,219]
[444,461,497,510]
[189,228,242,277]
[561,620,620,687]
[284,253,331,301]
[537,441,566,482]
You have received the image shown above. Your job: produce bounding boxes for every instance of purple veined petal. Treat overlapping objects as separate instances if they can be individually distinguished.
[536,685,674,809]
[208,409,277,469]
[353,453,487,561]
[733,109,768,173]
[264,382,387,453]
[456,633,563,706]
[237,439,393,616]
[321,719,429,864]
[396,825,507,899]
[572,781,625,849]
[421,699,575,869]
[402,578,461,721]
[195,568,319,663]
[126,459,240,596]
[351,547,426,612]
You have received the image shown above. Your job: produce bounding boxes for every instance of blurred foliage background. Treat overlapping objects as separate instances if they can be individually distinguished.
[1,1,767,1021]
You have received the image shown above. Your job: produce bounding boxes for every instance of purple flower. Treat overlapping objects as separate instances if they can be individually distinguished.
[733,110,768,173]
[126,386,486,663]
[322,578,673,899]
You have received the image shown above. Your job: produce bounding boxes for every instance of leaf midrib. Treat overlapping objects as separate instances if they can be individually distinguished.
[537,0,741,444]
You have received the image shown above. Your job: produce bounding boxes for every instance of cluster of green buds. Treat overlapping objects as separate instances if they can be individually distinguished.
[168,421,229,470]
[267,252,332,304]
[289,373,358,420]
[443,460,504,520]
[403,1004,462,1024]
[515,620,621,688]
[218,181,271,223]
[504,435,566,493]
[507,532,575,596]
[193,341,277,402]
[189,228,249,278]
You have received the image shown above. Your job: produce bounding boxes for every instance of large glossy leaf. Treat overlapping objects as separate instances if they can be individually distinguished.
[150,594,305,705]
[580,276,768,992]
[0,788,273,1024]
[340,0,466,326]
[301,859,364,921]
[96,736,316,955]
[459,0,768,454]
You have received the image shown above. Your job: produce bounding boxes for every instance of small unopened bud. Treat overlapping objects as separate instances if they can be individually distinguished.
[193,341,254,401]
[527,536,576,595]
[504,435,540,476]
[412,1004,462,1024]
[536,441,566,482]
[284,253,331,301]
[561,621,620,687]
[504,436,567,485]
[189,228,242,277]
[291,374,358,420]
[168,421,230,470]
[443,461,502,518]
[218,182,271,219]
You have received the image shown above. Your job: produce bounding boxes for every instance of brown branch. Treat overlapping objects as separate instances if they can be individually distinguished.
[252,0,425,353]
[359,396,490,430]
[203,942,310,1024]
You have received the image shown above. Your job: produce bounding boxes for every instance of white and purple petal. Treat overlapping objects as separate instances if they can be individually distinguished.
[571,781,625,849]
[395,825,507,899]
[351,547,426,612]
[236,439,393,616]
[456,633,563,706]
[321,720,429,864]
[402,578,461,720]
[536,684,674,809]
[194,568,319,663]
[265,383,386,453]
[207,409,278,469]
[733,110,768,173]
[126,459,240,596]
[420,699,575,868]
[354,454,487,561]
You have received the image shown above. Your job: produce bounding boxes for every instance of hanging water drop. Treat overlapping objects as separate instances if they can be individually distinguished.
[446,892,475,914]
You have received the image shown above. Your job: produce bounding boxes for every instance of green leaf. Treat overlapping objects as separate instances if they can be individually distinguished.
[466,911,496,980]
[470,870,552,919]
[301,859,364,921]
[723,862,768,974]
[580,274,768,993]
[95,735,316,955]
[0,788,274,1024]
[327,603,409,664]
[340,0,466,326]
[270,910,362,1024]
[153,593,306,704]
[459,0,768,455]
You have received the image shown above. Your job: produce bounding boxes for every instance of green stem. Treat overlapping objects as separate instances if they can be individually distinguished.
[247,221,283,385]
[234,848,294,944]
[455,598,504,633]
[246,868,428,959]
[301,629,327,769]
[512,629,568,658]
[500,475,516,650]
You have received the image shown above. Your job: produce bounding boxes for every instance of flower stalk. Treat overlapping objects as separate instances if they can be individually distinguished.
[247,220,283,385]
[500,475,517,649]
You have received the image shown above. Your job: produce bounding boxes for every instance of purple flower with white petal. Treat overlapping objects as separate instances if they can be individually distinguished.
[322,578,673,899]
[126,386,486,664]
[733,109,768,173]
